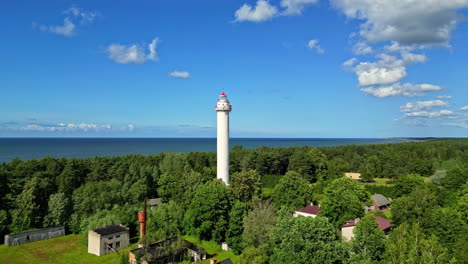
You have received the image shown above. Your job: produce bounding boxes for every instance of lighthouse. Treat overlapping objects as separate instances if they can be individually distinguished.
[215,92,232,186]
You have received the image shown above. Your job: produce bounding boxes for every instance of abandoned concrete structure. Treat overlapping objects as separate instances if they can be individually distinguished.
[88,224,129,256]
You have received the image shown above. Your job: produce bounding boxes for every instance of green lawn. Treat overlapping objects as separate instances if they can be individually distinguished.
[183,235,240,264]
[0,234,137,264]
[362,178,394,186]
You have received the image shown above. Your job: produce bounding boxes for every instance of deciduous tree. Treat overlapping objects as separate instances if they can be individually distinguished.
[184,179,230,242]
[320,177,370,227]
[269,216,348,264]
[272,171,312,209]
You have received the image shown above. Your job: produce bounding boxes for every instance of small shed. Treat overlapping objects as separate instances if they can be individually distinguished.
[88,224,129,256]
[371,194,391,211]
[294,204,321,218]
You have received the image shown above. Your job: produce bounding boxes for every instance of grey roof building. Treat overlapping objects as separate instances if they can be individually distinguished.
[371,194,391,210]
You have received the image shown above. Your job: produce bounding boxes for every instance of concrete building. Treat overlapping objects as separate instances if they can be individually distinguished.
[293,204,321,218]
[88,224,129,256]
[215,92,232,186]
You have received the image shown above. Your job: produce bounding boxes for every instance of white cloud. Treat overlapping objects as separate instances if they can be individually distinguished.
[352,41,373,55]
[351,52,427,86]
[405,110,454,118]
[330,0,468,46]
[280,0,318,15]
[64,7,98,24]
[307,39,325,54]
[234,0,278,22]
[461,106,468,111]
[342,58,358,67]
[357,66,406,86]
[384,41,416,53]
[401,52,427,64]
[169,71,190,79]
[437,95,452,99]
[361,83,443,98]
[400,100,449,112]
[23,123,112,132]
[47,18,76,37]
[34,7,98,37]
[107,38,159,64]
[444,122,468,128]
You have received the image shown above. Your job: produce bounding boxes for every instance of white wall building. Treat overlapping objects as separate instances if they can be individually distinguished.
[215,92,232,186]
[88,224,129,256]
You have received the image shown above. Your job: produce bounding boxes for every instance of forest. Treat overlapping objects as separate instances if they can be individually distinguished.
[0,139,467,263]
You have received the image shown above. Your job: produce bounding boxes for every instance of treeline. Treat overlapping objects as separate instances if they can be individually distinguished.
[0,139,467,263]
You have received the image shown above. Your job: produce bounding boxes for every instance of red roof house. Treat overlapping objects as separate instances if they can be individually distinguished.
[294,205,321,218]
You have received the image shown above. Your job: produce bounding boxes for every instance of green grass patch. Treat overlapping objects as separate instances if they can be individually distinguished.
[262,188,273,200]
[0,234,138,264]
[362,178,394,186]
[367,209,392,221]
[183,235,240,264]
[261,174,282,189]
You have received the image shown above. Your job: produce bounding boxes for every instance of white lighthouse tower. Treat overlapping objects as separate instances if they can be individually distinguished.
[215,92,232,186]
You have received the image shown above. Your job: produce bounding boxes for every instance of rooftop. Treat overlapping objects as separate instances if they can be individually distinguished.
[296,205,321,215]
[341,220,356,228]
[91,224,128,236]
[148,198,162,206]
[375,216,392,231]
[372,194,391,207]
[219,258,234,264]
[340,217,392,231]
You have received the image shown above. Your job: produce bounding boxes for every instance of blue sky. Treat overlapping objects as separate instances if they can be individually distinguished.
[1,0,467,138]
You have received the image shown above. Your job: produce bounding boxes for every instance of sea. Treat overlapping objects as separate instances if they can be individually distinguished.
[0,138,414,163]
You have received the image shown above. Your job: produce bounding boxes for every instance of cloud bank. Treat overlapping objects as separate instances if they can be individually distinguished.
[107,38,159,64]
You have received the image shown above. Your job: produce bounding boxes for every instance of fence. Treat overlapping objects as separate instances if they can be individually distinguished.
[4,226,65,246]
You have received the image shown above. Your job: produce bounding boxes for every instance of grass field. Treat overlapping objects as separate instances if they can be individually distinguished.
[0,234,239,264]
[0,234,136,264]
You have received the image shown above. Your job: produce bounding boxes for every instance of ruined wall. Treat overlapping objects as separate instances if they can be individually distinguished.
[4,226,65,246]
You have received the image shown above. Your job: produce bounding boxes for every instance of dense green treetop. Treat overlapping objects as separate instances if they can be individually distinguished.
[230,170,262,204]
[351,214,386,263]
[272,171,312,209]
[242,201,276,248]
[320,177,370,227]
[393,174,425,198]
[269,216,348,264]
[184,179,230,242]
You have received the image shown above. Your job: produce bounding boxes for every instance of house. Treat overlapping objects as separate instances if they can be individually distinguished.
[293,204,321,218]
[148,198,162,209]
[344,172,362,181]
[88,224,129,256]
[340,218,359,241]
[340,216,392,241]
[371,194,391,211]
[129,238,205,264]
